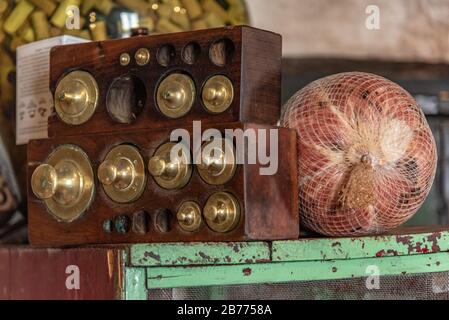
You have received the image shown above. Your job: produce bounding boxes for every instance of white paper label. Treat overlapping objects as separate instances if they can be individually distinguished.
[16,36,89,145]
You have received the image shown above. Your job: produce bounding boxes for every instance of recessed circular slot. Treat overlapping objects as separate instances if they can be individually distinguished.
[106,75,146,124]
[209,38,235,67]
[102,219,113,233]
[132,210,150,234]
[182,42,201,65]
[155,209,172,233]
[114,215,131,234]
[157,44,176,67]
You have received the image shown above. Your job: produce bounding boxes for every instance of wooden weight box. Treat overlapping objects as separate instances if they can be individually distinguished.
[48,26,282,137]
[28,123,298,246]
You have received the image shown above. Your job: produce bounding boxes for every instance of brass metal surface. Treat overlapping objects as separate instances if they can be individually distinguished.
[98,144,146,203]
[202,75,234,113]
[148,142,192,190]
[31,164,57,200]
[135,48,150,66]
[54,70,99,125]
[196,138,236,185]
[177,201,202,232]
[120,52,131,66]
[203,192,240,233]
[156,73,195,118]
[31,144,94,222]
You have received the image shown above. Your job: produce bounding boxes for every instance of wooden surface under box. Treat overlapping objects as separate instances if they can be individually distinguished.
[0,246,123,300]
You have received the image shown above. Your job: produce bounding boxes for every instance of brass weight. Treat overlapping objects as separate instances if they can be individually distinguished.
[148,142,192,190]
[156,73,195,118]
[177,201,202,232]
[31,145,95,222]
[202,75,234,113]
[119,52,131,66]
[203,192,240,233]
[54,70,99,125]
[135,48,150,66]
[98,145,146,203]
[196,138,236,185]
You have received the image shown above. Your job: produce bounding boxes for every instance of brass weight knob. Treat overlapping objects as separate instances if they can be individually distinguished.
[156,73,195,118]
[31,145,94,222]
[135,48,150,66]
[202,75,234,114]
[98,158,134,189]
[196,138,236,185]
[148,142,192,190]
[203,192,240,233]
[119,53,131,66]
[98,145,146,203]
[177,201,202,232]
[31,164,58,200]
[54,71,99,125]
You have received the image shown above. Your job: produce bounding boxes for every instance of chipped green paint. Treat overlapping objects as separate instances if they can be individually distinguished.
[272,231,449,262]
[129,242,270,267]
[124,267,147,300]
[124,228,449,294]
[145,252,449,289]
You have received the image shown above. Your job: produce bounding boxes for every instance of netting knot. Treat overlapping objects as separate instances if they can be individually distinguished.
[338,153,375,210]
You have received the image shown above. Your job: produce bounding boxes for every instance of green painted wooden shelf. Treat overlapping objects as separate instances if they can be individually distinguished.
[124,226,449,299]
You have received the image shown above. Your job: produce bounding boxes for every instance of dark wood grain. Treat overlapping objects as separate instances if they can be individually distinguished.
[48,26,282,137]
[0,246,123,299]
[0,248,10,299]
[28,123,298,246]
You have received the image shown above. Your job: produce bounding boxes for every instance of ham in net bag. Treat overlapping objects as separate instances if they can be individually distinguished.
[281,72,437,236]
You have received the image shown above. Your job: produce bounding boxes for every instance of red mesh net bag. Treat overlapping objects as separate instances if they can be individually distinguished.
[281,72,437,236]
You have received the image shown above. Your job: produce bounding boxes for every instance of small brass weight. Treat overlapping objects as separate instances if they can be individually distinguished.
[54,71,99,125]
[177,201,202,232]
[98,145,146,203]
[197,138,237,185]
[203,192,241,233]
[135,48,150,66]
[156,73,196,118]
[202,75,234,114]
[31,145,95,222]
[148,142,192,189]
